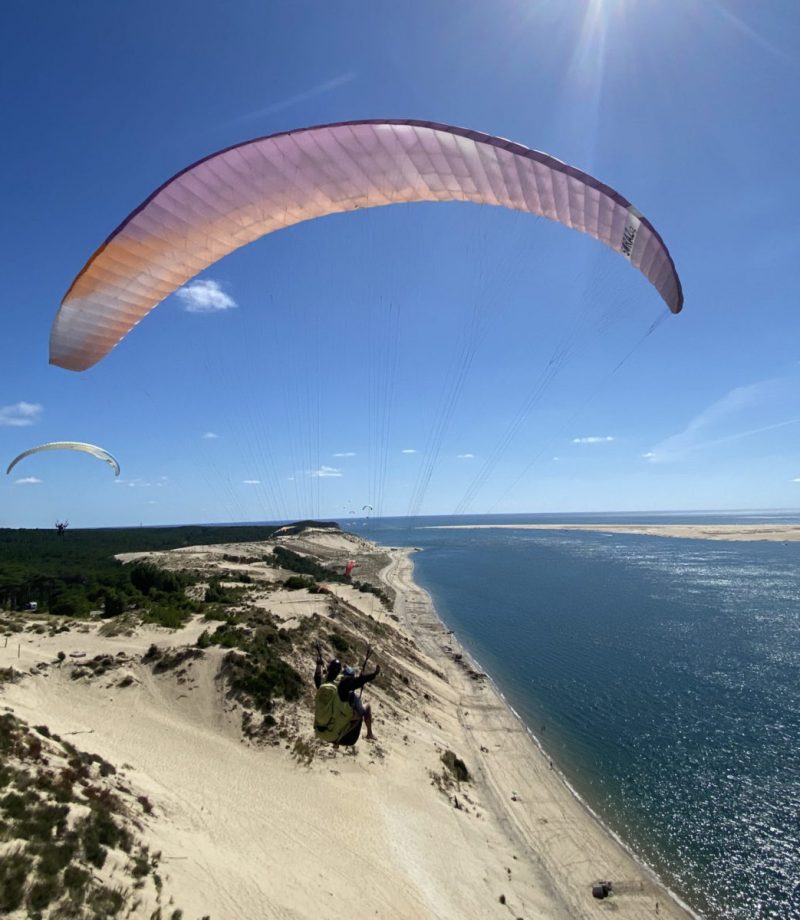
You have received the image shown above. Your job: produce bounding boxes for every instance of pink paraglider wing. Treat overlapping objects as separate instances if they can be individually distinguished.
[50,120,682,371]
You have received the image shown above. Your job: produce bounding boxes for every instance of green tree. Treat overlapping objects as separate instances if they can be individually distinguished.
[102,593,126,618]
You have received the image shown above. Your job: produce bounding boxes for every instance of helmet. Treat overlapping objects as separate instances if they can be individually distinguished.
[326,659,341,680]
[343,665,355,677]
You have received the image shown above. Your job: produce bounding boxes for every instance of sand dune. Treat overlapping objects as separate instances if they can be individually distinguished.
[0,530,695,918]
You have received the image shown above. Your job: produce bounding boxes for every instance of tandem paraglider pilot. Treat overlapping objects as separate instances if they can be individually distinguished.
[313,651,380,747]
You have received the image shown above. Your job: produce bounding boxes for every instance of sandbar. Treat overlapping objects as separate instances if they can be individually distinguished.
[428,522,800,541]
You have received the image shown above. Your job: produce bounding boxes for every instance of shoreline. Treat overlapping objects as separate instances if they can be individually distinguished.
[426,522,800,541]
[379,545,697,919]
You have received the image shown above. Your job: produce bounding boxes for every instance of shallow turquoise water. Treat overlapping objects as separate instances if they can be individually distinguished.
[356,514,800,920]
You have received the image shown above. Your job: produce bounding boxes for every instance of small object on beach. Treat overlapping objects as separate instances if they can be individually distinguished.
[591,881,613,900]
[69,651,86,658]
[499,894,506,905]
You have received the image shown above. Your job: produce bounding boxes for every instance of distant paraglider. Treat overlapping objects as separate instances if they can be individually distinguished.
[344,560,355,577]
[54,520,69,537]
[6,442,121,477]
[50,120,683,372]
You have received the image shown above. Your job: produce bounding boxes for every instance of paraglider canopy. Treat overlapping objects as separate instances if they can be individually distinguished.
[50,119,683,372]
[6,442,121,477]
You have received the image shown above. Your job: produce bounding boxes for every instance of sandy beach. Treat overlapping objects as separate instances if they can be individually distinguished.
[1,529,695,919]
[428,523,800,542]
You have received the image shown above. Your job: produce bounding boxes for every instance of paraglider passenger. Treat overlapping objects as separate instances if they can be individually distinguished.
[314,653,380,744]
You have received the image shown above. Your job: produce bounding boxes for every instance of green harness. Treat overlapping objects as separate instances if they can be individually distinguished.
[314,675,355,743]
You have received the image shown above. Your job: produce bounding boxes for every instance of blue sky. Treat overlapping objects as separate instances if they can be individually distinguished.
[1,0,799,527]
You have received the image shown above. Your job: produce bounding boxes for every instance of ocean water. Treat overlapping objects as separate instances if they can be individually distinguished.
[355,513,800,920]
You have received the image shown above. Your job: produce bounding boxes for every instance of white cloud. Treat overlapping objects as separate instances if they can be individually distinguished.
[0,402,43,427]
[243,479,261,485]
[202,432,219,440]
[401,449,417,454]
[311,466,342,478]
[146,500,158,505]
[333,452,356,458]
[456,453,474,459]
[645,376,800,463]
[552,456,559,461]
[641,451,655,459]
[177,280,237,313]
[15,476,42,485]
[573,436,614,444]
[792,477,800,483]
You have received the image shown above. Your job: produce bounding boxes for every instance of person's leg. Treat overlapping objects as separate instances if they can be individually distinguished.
[363,703,375,740]
[347,692,375,742]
